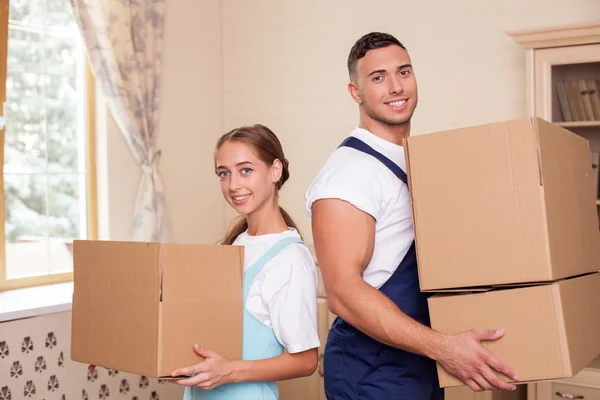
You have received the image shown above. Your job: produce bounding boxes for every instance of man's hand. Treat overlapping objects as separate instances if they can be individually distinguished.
[435,329,519,392]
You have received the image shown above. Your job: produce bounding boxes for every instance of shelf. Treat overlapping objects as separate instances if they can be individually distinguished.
[506,23,600,49]
[556,121,600,128]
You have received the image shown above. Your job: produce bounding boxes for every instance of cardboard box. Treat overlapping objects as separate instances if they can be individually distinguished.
[404,117,600,291]
[429,272,600,388]
[71,240,244,378]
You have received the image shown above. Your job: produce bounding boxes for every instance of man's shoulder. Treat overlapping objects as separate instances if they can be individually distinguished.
[313,145,390,183]
[305,146,393,220]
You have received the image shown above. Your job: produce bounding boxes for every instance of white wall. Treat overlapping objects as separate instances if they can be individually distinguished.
[99,0,600,245]
[97,0,225,244]
[222,0,600,244]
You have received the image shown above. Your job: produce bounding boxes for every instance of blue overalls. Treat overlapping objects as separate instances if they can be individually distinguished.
[184,236,305,400]
[323,136,444,400]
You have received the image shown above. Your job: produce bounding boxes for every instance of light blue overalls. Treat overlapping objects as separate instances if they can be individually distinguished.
[184,236,304,400]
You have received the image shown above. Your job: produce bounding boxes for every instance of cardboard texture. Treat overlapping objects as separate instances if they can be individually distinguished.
[405,117,600,291]
[429,272,600,388]
[71,240,244,378]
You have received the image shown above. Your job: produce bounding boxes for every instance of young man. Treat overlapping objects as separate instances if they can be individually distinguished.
[305,32,519,399]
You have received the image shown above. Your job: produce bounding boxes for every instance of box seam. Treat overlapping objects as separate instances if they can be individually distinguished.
[157,243,164,377]
[402,139,425,290]
[553,283,571,377]
[531,117,543,187]
[533,118,555,281]
[506,121,531,289]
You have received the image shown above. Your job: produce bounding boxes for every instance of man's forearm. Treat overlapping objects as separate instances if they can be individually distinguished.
[330,277,446,360]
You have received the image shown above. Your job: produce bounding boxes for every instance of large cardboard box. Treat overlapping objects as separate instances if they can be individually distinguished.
[71,240,244,378]
[429,272,600,388]
[404,117,600,291]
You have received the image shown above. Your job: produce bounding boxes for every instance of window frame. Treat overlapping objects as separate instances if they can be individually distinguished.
[0,0,97,291]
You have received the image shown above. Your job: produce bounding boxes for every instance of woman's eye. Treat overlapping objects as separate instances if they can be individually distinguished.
[241,168,252,175]
[217,171,229,178]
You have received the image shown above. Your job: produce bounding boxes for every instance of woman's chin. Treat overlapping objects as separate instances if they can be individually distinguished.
[231,202,254,216]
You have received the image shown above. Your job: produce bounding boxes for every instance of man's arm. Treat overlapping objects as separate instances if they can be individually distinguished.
[311,198,519,392]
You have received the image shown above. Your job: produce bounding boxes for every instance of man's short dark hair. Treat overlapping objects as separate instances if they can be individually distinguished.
[347,32,406,80]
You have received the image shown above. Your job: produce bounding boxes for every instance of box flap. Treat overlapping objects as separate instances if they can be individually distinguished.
[157,243,244,377]
[427,287,493,294]
[71,240,161,377]
[428,281,554,293]
[558,272,600,376]
[428,272,595,294]
[428,282,566,387]
[536,118,600,280]
[403,137,424,279]
[407,118,550,290]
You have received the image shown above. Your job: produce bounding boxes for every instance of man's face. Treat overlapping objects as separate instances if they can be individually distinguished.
[350,45,418,126]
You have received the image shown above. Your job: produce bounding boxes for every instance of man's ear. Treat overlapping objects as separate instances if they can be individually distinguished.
[348,81,363,105]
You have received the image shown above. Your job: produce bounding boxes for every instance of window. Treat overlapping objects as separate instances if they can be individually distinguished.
[0,0,96,291]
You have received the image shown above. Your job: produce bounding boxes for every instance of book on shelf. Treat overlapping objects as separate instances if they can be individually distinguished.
[556,79,600,122]
[587,79,600,121]
[593,153,600,200]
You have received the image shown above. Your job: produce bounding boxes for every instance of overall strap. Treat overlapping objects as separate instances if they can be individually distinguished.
[243,236,305,300]
[339,136,408,186]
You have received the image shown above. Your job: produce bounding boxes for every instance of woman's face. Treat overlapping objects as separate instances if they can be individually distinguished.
[215,141,280,216]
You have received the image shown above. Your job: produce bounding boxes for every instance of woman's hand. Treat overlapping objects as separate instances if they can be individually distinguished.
[171,344,235,391]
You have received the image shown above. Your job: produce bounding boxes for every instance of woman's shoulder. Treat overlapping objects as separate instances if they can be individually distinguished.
[259,230,317,284]
[274,230,315,267]
[257,242,317,303]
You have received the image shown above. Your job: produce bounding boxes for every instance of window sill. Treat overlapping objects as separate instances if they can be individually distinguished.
[0,281,73,323]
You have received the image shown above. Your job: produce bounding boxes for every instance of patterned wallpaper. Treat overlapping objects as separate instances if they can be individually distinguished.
[0,311,184,400]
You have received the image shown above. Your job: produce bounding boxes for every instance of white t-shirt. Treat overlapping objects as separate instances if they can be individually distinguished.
[233,228,320,354]
[304,127,415,289]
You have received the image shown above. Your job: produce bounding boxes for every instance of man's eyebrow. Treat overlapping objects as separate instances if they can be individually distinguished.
[367,64,412,78]
[367,69,387,78]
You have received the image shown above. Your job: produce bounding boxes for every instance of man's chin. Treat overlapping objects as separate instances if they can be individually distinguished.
[380,115,412,126]
[366,109,414,127]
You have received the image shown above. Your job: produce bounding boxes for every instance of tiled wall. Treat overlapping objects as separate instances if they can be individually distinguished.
[0,311,184,400]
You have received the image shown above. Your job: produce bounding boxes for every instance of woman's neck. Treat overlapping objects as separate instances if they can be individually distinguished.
[246,198,288,236]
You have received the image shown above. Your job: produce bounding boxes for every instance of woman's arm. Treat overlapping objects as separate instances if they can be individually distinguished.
[231,348,318,383]
[171,344,318,391]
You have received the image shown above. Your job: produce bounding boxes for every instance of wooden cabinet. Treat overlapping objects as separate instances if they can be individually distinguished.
[528,358,600,400]
[507,23,600,216]
[507,22,600,399]
[445,385,527,400]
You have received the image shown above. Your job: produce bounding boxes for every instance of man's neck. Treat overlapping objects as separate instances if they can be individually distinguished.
[359,119,410,147]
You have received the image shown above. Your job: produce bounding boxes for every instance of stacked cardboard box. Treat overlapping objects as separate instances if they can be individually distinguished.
[70,240,245,379]
[404,117,600,388]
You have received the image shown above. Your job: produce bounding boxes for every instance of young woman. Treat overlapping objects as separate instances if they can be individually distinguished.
[171,124,320,399]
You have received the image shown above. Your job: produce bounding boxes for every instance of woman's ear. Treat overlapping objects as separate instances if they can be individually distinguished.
[271,159,283,183]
